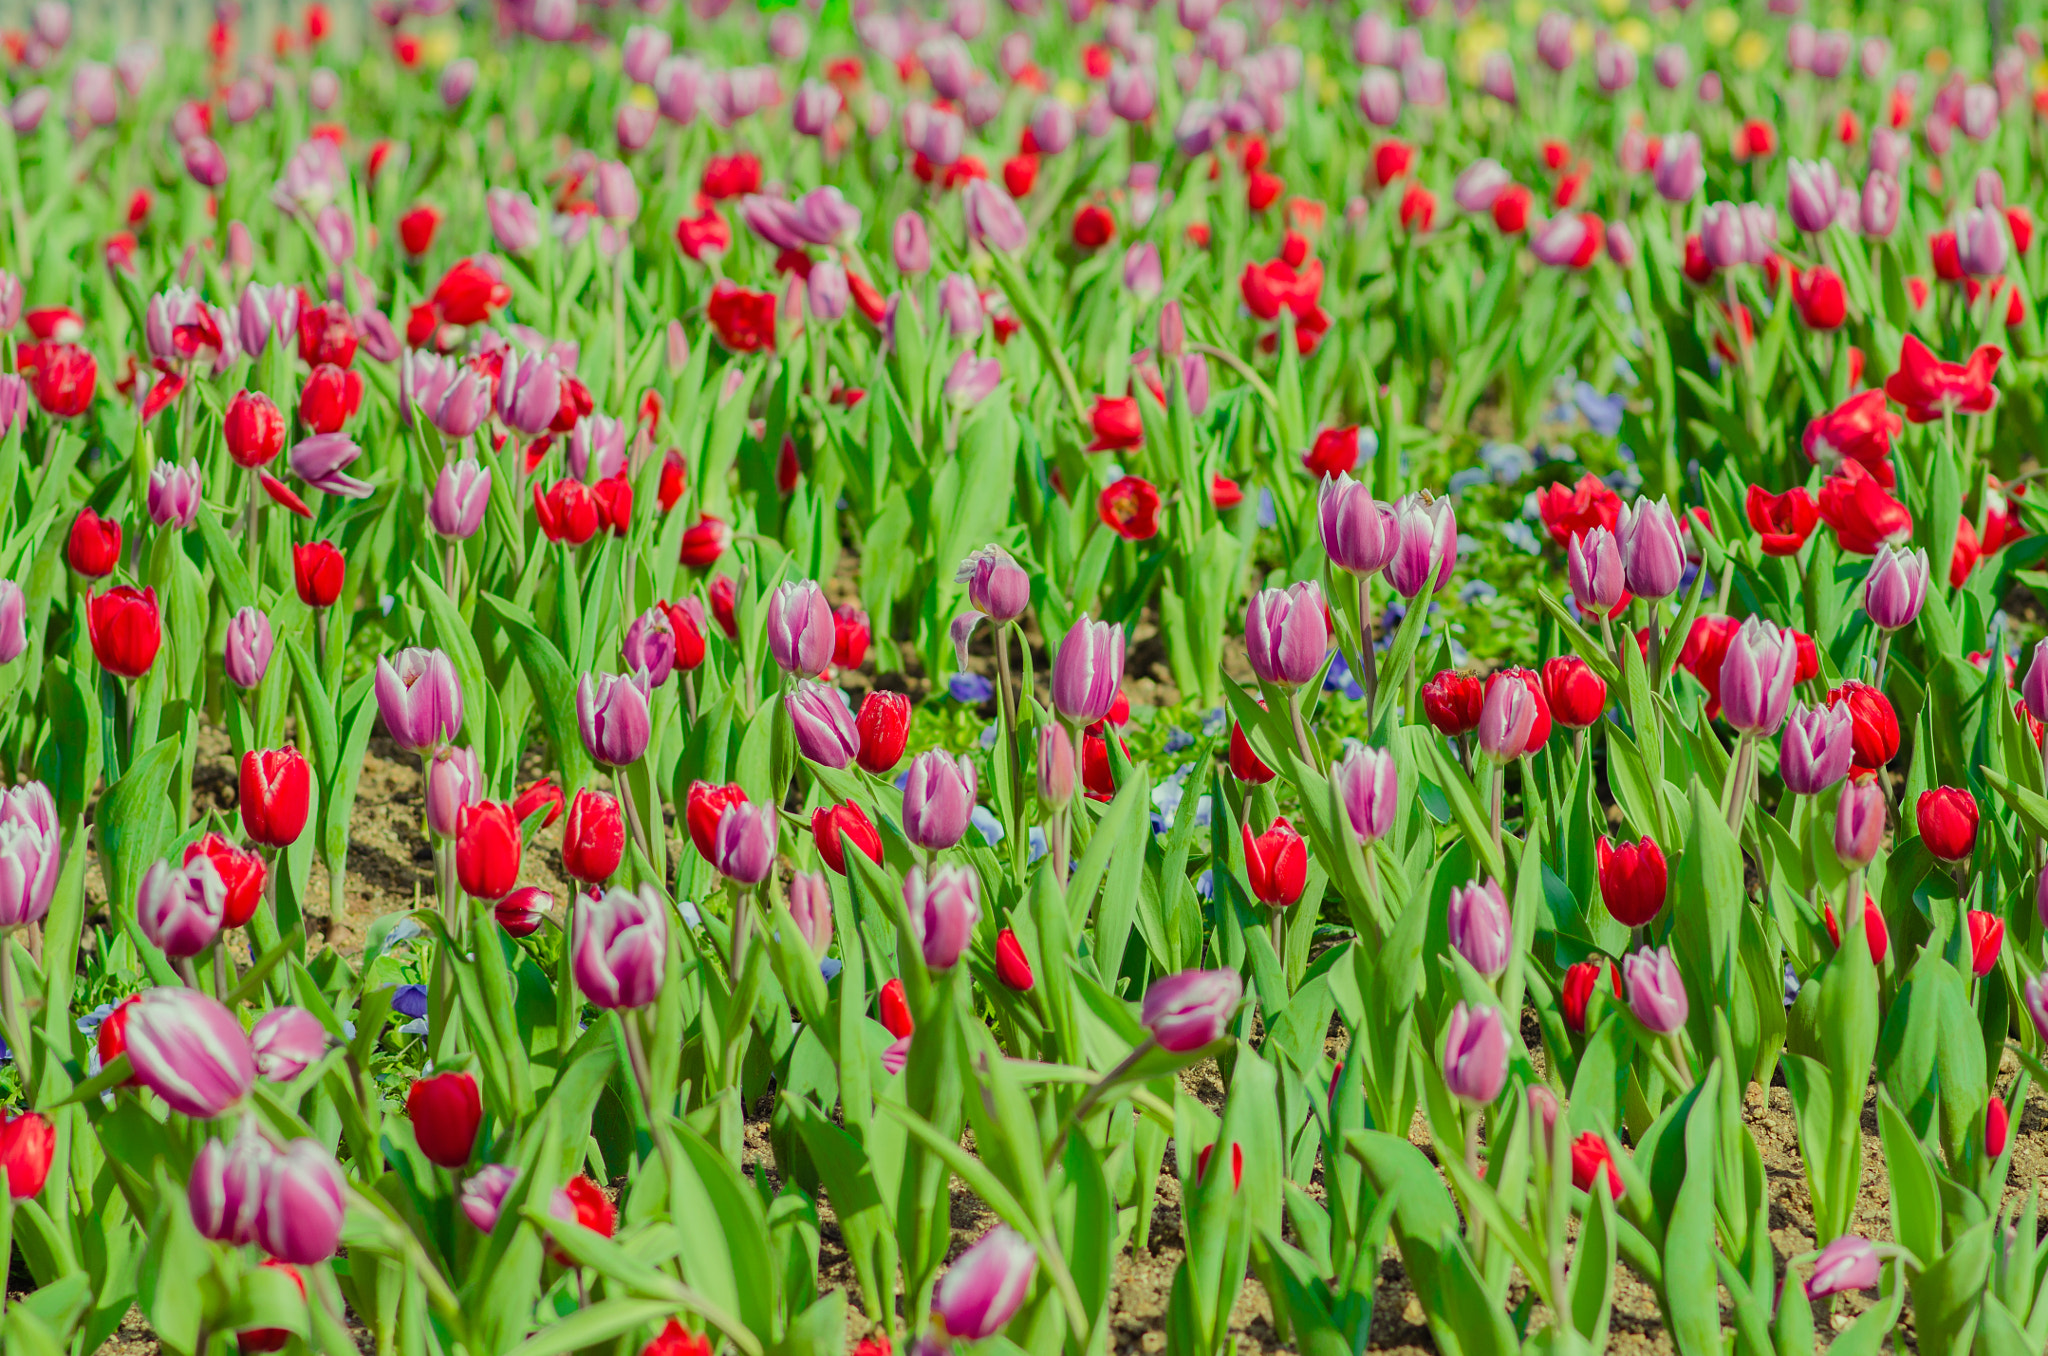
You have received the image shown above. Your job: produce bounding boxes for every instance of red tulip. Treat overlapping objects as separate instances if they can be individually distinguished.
[298,362,363,433]
[1097,475,1161,540]
[1823,893,1889,965]
[1086,396,1143,452]
[1210,475,1244,509]
[240,747,312,847]
[1560,959,1621,1033]
[1485,667,1553,754]
[399,205,441,256]
[296,299,359,368]
[995,928,1034,991]
[1398,183,1436,232]
[1596,835,1667,927]
[457,801,522,899]
[1951,513,1981,588]
[1571,1131,1623,1198]
[685,781,747,862]
[641,1319,714,1356]
[0,1110,53,1199]
[67,507,122,577]
[513,777,566,830]
[406,1070,481,1168]
[1988,1093,2010,1157]
[184,833,268,929]
[1002,154,1038,197]
[706,283,778,353]
[1070,203,1116,249]
[561,790,625,884]
[1541,656,1607,729]
[878,976,914,1038]
[19,342,97,418]
[225,390,288,468]
[1817,460,1913,555]
[1824,681,1899,773]
[1790,265,1847,330]
[813,800,883,876]
[1930,231,1963,280]
[1372,140,1413,185]
[700,153,763,201]
[1195,1141,1244,1190]
[87,586,162,678]
[1883,334,2001,423]
[1422,670,1484,736]
[1801,390,1901,486]
[678,515,730,569]
[707,575,738,638]
[1535,475,1622,547]
[1915,786,1978,861]
[1247,169,1284,212]
[1745,485,1819,556]
[675,207,732,262]
[590,473,633,537]
[1302,426,1360,479]
[292,540,346,608]
[1228,720,1275,783]
[661,598,707,672]
[1491,184,1533,234]
[832,605,870,671]
[428,260,511,327]
[1081,730,1126,802]
[1241,816,1308,907]
[534,478,601,546]
[854,691,911,774]
[1967,909,2003,977]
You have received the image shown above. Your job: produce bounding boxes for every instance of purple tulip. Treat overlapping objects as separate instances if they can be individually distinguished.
[1961,83,1998,141]
[793,186,862,246]
[787,872,833,956]
[623,25,671,84]
[920,35,976,101]
[217,606,273,690]
[1441,1001,1508,1104]
[430,365,490,441]
[792,79,839,137]
[289,433,371,499]
[1653,43,1689,90]
[903,751,978,850]
[1530,214,1598,268]
[1833,779,1886,867]
[1806,1236,1880,1300]
[945,353,1003,407]
[1779,703,1855,795]
[1356,69,1401,126]
[1029,100,1075,155]
[1860,172,1901,238]
[1453,159,1511,213]
[1535,11,1574,71]
[70,61,118,126]
[567,416,626,484]
[964,181,1029,254]
[1868,128,1909,177]
[497,350,562,434]
[1593,37,1636,92]
[0,782,56,932]
[2026,971,2048,1044]
[237,283,297,360]
[574,884,669,1010]
[787,682,860,769]
[1142,967,1242,1050]
[1957,207,2009,277]
[1739,204,1779,263]
[1244,581,1329,687]
[1567,527,1626,616]
[1617,498,1685,601]
[622,608,676,688]
[31,1,69,50]
[1975,168,2006,210]
[1447,879,1511,979]
[182,136,227,188]
[256,1138,346,1264]
[1786,159,1841,234]
[576,672,652,767]
[936,1226,1036,1340]
[425,745,480,839]
[958,545,1031,623]
[1332,746,1397,843]
[768,10,809,60]
[1480,52,1517,103]
[250,1006,328,1081]
[713,801,778,884]
[8,88,48,135]
[893,211,932,275]
[0,580,25,666]
[2025,639,2048,723]
[428,459,491,541]
[1863,546,1928,631]
[461,1163,519,1233]
[1123,243,1163,299]
[146,460,202,530]
[1383,492,1457,599]
[0,272,20,332]
[375,647,463,751]
[1717,617,1798,736]
[1699,201,1747,269]
[190,1127,269,1244]
[1037,725,1076,810]
[1107,64,1156,122]
[137,857,225,960]
[1654,132,1705,205]
[767,581,835,677]
[906,864,980,970]
[1623,945,1688,1033]
[1051,617,1125,724]
[1477,673,1539,761]
[0,376,22,438]
[123,987,256,1118]
[485,188,541,255]
[939,273,985,340]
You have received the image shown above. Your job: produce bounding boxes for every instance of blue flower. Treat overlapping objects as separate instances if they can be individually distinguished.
[1195,869,1214,899]
[77,1001,117,1035]
[1258,488,1277,528]
[972,805,1005,846]
[950,672,995,703]
[1164,726,1194,753]
[1479,442,1534,484]
[1324,651,1366,700]
[1027,827,1048,865]
[1201,707,1228,736]
[821,957,844,983]
[391,983,428,1019]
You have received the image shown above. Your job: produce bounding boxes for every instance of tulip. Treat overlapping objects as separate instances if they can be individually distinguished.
[903,751,978,850]
[406,1071,481,1169]
[1614,498,1684,601]
[1244,582,1328,687]
[1453,160,1511,213]
[1966,908,2003,977]
[67,508,120,578]
[456,800,521,900]
[787,872,834,957]
[1331,746,1397,844]
[189,1128,267,1243]
[250,1007,327,1082]
[1653,132,1704,204]
[549,1175,619,1256]
[784,682,859,770]
[1786,159,1841,234]
[1051,617,1125,725]
[572,884,670,1010]
[288,431,370,499]
[577,672,652,767]
[1038,725,1076,810]
[1141,968,1242,1050]
[459,1163,518,1234]
[212,605,273,690]
[1594,835,1666,927]
[256,1138,346,1265]
[1477,671,1540,760]
[292,541,346,609]
[1916,786,1978,861]
[1826,682,1899,774]
[1622,946,1688,1033]
[424,458,491,542]
[1883,335,2002,424]
[963,181,1029,253]
[1441,1002,1508,1105]
[764,581,833,677]
[1957,207,2008,277]
[1860,545,1928,631]
[186,833,265,930]
[1384,492,1457,598]
[240,747,311,847]
[0,581,22,666]
[147,461,201,530]
[224,390,287,468]
[1542,657,1606,729]
[957,545,1032,624]
[1318,474,1395,576]
[1572,1132,1624,1198]
[137,856,225,960]
[1241,817,1308,907]
[905,864,981,970]
[2028,972,2048,1045]
[936,1225,1037,1340]
[1779,704,1855,795]
[1716,619,1798,736]
[1806,1236,1880,1300]
[0,783,58,930]
[813,801,882,877]
[123,987,255,1118]
[375,648,463,751]
[1423,671,1484,736]
[1560,959,1619,1033]
[494,886,550,939]
[562,790,625,884]
[1447,879,1511,978]
[713,801,778,884]
[1824,780,1886,869]
[1122,243,1163,298]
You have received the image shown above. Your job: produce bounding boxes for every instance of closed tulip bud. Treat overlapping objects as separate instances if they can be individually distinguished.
[577,671,652,767]
[1859,171,1901,238]
[1423,670,1484,736]
[1596,835,1667,926]
[1122,242,1163,299]
[621,608,676,688]
[1622,945,1688,1033]
[1806,1236,1880,1300]
[495,885,550,938]
[1863,545,1928,630]
[892,211,932,275]
[67,508,120,578]
[1617,498,1685,600]
[1142,967,1242,1050]
[1718,617,1798,735]
[1779,703,1855,794]
[1241,817,1309,906]
[713,801,778,884]
[957,544,1032,623]
[1915,786,1978,861]
[1318,474,1395,577]
[1786,159,1841,234]
[189,1128,268,1243]
[1967,908,2003,976]
[1832,779,1887,866]
[1477,671,1540,760]
[0,783,58,931]
[223,606,273,689]
[787,681,860,769]
[562,789,625,884]
[1565,528,1626,618]
[240,747,311,847]
[1244,581,1328,687]
[1441,1001,1508,1105]
[1560,959,1619,1033]
[1446,878,1511,978]
[1542,656,1606,728]
[1051,617,1125,724]
[146,460,201,530]
[936,1225,1037,1340]
[2027,971,2048,1045]
[1654,131,1705,204]
[256,1138,346,1265]
[766,580,834,677]
[852,691,912,774]
[1572,1131,1624,1198]
[485,188,540,253]
[938,272,984,340]
[123,986,255,1119]
[812,801,881,876]
[903,751,978,850]
[1957,206,2008,277]
[406,1070,481,1168]
[249,1006,326,1082]
[1331,746,1397,844]
[375,648,463,751]
[137,856,225,959]
[224,390,287,468]
[460,1163,518,1233]
[0,580,23,666]
[292,541,346,609]
[1384,492,1458,598]
[963,181,1029,254]
[1606,221,1638,267]
[906,864,981,970]
[787,872,834,956]
[574,884,670,1008]
[2025,638,2048,722]
[994,927,1034,990]
[1038,725,1077,809]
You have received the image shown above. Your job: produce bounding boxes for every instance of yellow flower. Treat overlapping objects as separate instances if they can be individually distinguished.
[1703,7,1739,47]
[1597,0,1629,17]
[1513,0,1541,24]
[1734,31,1769,71]
[1614,18,1651,52]
[1056,79,1086,106]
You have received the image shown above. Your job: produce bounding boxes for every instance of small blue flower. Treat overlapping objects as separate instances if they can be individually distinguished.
[1324,651,1365,700]
[77,1001,117,1035]
[391,984,429,1019]
[1026,827,1048,865]
[978,724,1000,749]
[1195,869,1214,899]
[1201,707,1228,736]
[396,1018,430,1037]
[950,672,995,703]
[1479,441,1534,484]
[1164,726,1194,753]
[821,957,844,983]
[1257,489,1277,528]
[1447,466,1491,494]
[380,917,426,954]
[1782,961,1801,1009]
[676,899,702,927]
[1457,580,1499,606]
[1500,520,1543,555]
[971,805,1004,846]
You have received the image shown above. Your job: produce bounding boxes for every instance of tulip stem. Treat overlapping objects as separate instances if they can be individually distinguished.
[1871,632,1891,690]
[721,885,759,1093]
[1660,1032,1695,1091]
[617,770,655,877]
[1286,688,1318,773]
[1462,1113,1487,1259]
[0,933,28,1090]
[176,956,201,990]
[994,625,1023,873]
[1721,733,1755,836]
[244,465,262,590]
[1044,1036,1154,1171]
[1356,573,1380,727]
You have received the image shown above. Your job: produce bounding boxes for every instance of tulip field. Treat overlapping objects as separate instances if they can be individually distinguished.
[12,0,2048,1353]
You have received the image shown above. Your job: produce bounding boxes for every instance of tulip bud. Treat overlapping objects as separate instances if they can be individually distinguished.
[1596,835,1667,927]
[1832,779,1887,867]
[935,1225,1037,1340]
[574,884,670,1008]
[1805,1236,1880,1300]
[1862,545,1928,631]
[1617,498,1685,600]
[1141,967,1241,1050]
[1384,492,1458,598]
[123,987,255,1119]
[240,747,311,847]
[903,751,979,850]
[1331,746,1396,844]
[1446,879,1511,978]
[1441,1001,1508,1105]
[407,1070,482,1168]
[461,1164,518,1233]
[713,801,778,884]
[1915,786,1978,861]
[1051,617,1125,724]
[1779,703,1855,795]
[957,545,1032,623]
[137,856,226,960]
[577,671,652,767]
[994,928,1034,990]
[1542,656,1607,728]
[189,1127,268,1244]
[250,1006,327,1082]
[2026,638,2048,723]
[375,648,463,751]
[1622,945,1688,1033]
[787,872,834,957]
[1244,581,1329,687]
[256,1138,346,1265]
[424,745,480,839]
[562,789,626,884]
[223,606,274,690]
[1241,817,1309,906]
[906,864,981,969]
[1477,671,1540,760]
[1037,724,1076,809]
